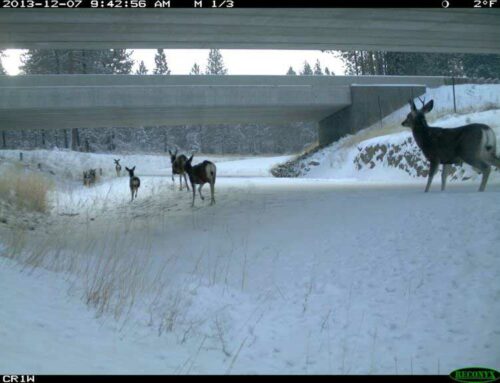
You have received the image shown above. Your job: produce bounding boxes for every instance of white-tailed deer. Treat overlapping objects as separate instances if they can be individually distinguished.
[184,154,216,207]
[402,98,500,192]
[125,166,140,202]
[169,149,190,191]
[114,159,122,177]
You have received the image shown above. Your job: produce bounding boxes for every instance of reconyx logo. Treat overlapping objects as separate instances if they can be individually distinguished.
[450,367,500,383]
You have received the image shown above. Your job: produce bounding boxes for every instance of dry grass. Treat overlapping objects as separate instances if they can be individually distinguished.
[0,164,53,213]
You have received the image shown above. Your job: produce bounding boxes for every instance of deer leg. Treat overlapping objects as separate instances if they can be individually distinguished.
[198,184,204,200]
[184,173,190,191]
[478,164,491,192]
[441,164,450,191]
[130,188,134,202]
[210,181,215,205]
[484,154,500,170]
[179,174,183,191]
[467,160,491,192]
[425,161,439,192]
[191,182,196,207]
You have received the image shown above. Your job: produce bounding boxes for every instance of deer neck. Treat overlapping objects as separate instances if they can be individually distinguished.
[411,117,431,149]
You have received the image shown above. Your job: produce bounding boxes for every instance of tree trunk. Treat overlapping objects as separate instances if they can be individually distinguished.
[63,129,68,148]
[71,128,80,151]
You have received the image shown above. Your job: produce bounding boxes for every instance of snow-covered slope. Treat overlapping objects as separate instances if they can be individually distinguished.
[276,84,500,184]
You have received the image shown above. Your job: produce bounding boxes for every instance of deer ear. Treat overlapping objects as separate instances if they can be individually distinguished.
[125,167,130,171]
[132,166,136,171]
[188,154,194,162]
[422,100,434,113]
[168,150,172,155]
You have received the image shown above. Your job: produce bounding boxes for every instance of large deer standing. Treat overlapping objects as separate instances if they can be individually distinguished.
[402,98,500,192]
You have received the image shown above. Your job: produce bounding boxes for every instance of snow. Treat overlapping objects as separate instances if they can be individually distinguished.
[1,181,500,374]
[1,83,500,375]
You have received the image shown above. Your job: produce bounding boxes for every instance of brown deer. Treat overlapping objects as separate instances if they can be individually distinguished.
[184,154,216,207]
[114,159,122,177]
[169,149,190,191]
[83,169,97,187]
[402,98,500,192]
[125,166,140,202]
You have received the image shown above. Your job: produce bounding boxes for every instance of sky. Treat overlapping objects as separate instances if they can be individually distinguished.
[1,49,345,75]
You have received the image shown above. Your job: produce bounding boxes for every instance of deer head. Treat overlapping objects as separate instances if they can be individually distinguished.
[125,166,136,177]
[402,98,434,128]
[169,149,178,164]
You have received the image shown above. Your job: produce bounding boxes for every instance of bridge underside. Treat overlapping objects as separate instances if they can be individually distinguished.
[0,75,433,131]
[0,9,499,54]
[0,106,346,131]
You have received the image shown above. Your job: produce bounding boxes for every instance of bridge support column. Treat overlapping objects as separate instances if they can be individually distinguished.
[318,85,426,147]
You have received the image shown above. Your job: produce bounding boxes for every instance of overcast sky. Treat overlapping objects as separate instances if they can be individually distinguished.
[2,49,346,75]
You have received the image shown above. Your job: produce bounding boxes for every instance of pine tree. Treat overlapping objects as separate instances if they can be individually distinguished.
[205,49,228,75]
[313,59,323,75]
[153,49,171,74]
[105,49,134,74]
[286,66,297,75]
[337,49,470,77]
[136,60,148,75]
[190,63,201,75]
[0,50,6,75]
[324,67,334,75]
[299,61,313,75]
[22,49,135,75]
[461,54,500,78]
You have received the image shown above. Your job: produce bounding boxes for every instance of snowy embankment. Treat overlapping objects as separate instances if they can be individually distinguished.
[275,84,500,184]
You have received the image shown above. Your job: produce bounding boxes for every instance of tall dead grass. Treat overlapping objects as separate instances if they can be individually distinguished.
[0,165,53,213]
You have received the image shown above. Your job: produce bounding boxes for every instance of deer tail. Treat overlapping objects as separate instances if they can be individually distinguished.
[482,128,500,168]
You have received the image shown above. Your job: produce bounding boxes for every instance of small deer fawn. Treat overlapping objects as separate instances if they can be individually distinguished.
[114,159,122,177]
[184,154,216,207]
[169,149,190,191]
[125,166,140,202]
[402,98,500,192]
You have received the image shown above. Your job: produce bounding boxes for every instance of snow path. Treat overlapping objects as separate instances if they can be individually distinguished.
[1,180,500,374]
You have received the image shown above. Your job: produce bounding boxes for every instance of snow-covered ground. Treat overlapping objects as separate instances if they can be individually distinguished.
[1,180,499,374]
[1,84,500,375]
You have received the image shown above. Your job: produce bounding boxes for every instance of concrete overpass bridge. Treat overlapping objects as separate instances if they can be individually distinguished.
[0,9,499,54]
[1,9,498,146]
[0,75,441,145]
